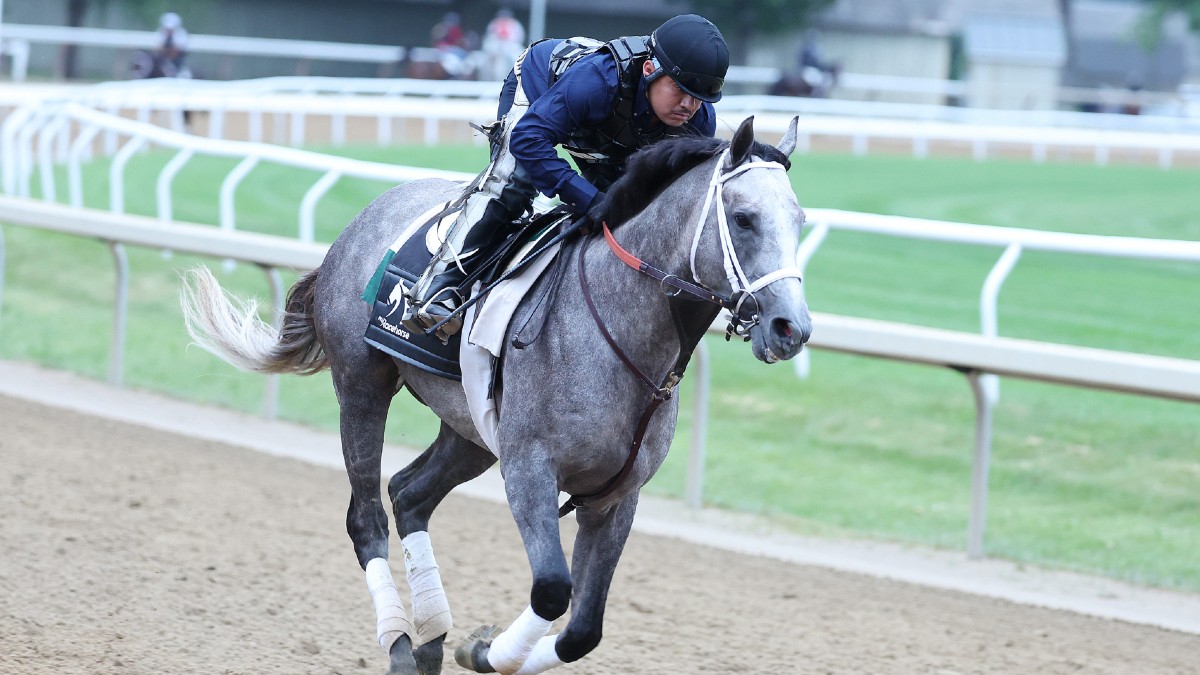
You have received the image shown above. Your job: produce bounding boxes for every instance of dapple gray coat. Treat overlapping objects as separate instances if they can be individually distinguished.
[181,116,811,674]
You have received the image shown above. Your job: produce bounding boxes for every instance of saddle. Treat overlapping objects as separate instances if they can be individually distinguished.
[363,204,570,380]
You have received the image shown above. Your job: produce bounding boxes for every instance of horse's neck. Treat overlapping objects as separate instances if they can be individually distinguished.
[578,202,719,375]
[619,199,699,274]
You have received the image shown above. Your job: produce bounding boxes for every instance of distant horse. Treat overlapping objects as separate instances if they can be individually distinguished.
[769,63,841,99]
[404,47,488,81]
[180,116,812,675]
[129,48,194,80]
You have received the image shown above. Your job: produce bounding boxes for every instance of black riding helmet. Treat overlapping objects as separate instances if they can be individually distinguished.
[647,14,729,103]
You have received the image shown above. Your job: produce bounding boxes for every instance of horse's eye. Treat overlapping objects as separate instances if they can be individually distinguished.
[733,212,753,230]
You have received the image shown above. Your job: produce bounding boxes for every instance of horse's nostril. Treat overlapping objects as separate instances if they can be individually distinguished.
[772,318,793,340]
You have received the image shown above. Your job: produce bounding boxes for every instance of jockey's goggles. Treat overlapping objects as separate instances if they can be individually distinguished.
[647,56,725,103]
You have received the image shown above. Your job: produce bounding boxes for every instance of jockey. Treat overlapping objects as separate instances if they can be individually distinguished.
[155,12,191,78]
[402,13,729,338]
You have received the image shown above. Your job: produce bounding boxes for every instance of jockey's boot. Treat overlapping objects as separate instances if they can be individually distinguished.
[400,188,530,341]
[403,266,467,341]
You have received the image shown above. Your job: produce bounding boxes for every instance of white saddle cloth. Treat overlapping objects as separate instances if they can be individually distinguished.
[460,242,562,456]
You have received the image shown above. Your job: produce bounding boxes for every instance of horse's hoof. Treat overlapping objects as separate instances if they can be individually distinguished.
[454,624,501,673]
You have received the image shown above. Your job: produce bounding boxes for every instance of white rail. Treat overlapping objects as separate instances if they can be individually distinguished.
[801,313,1200,401]
[2,101,474,239]
[745,112,1200,168]
[27,75,1196,136]
[692,208,1200,556]
[721,94,1200,135]
[1,23,405,67]
[6,78,1199,171]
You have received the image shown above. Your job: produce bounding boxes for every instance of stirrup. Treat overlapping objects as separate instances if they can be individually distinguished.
[400,290,464,342]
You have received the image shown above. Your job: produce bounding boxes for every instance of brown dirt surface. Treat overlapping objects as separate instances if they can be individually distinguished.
[2,391,1198,675]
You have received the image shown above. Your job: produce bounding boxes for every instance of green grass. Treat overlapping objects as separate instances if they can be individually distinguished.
[4,145,1198,591]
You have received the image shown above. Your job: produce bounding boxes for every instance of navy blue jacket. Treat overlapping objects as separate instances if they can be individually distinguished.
[500,38,718,213]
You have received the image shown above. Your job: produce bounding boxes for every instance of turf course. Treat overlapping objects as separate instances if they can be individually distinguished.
[2,143,1197,591]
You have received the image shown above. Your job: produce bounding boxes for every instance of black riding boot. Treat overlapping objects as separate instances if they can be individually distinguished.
[400,185,532,340]
[402,266,468,338]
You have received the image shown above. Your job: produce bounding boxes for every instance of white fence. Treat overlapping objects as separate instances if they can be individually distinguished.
[7,78,1200,172]
[6,21,1194,118]
[0,22,405,79]
[1,101,474,239]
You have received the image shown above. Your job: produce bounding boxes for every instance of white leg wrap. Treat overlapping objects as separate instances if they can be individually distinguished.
[487,605,553,674]
[512,635,565,675]
[401,531,453,647]
[365,557,413,653]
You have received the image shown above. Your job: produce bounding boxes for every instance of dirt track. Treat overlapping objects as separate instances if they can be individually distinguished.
[2,391,1198,675]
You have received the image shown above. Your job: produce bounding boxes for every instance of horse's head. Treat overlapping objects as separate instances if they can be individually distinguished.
[592,117,812,363]
[693,116,812,363]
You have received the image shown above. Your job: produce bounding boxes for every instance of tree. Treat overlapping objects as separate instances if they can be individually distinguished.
[687,0,837,63]
[1135,0,1200,49]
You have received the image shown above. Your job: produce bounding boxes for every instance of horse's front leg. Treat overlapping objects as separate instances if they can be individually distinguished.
[456,455,572,674]
[509,492,640,674]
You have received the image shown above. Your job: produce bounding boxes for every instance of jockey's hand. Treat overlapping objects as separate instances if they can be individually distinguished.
[561,211,594,237]
[572,191,609,235]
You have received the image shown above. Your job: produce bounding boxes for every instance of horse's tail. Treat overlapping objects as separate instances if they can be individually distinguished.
[179,266,329,376]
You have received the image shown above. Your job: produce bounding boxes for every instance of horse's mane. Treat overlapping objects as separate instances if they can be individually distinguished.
[589,135,792,228]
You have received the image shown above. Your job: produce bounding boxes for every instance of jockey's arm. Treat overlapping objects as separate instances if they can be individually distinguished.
[508,60,616,214]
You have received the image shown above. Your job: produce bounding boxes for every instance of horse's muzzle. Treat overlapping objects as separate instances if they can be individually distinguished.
[753,309,812,364]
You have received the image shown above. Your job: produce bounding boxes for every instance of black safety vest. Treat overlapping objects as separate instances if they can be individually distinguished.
[547,35,682,188]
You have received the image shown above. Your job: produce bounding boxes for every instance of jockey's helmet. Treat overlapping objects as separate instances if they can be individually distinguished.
[647,14,729,103]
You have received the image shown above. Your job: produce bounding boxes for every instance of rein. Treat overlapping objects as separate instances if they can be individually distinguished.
[600,223,759,341]
[560,233,690,518]
[559,150,800,516]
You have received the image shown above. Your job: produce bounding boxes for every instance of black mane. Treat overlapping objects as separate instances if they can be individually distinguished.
[589,135,792,228]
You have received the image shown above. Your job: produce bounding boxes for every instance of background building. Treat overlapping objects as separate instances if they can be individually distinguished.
[3,0,1198,111]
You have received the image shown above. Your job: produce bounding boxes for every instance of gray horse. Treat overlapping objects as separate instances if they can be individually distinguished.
[180,116,811,675]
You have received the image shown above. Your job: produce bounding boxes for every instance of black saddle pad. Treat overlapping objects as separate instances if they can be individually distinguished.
[363,208,569,381]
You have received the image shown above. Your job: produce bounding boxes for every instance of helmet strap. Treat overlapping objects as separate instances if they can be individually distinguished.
[643,56,666,86]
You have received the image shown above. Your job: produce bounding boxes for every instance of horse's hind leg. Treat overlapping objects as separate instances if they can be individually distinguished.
[331,350,420,674]
[389,423,497,675]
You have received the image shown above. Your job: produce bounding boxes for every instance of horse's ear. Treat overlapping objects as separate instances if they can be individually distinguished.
[777,116,799,157]
[728,116,755,167]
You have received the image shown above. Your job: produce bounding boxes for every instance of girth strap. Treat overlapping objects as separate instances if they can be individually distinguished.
[557,395,667,518]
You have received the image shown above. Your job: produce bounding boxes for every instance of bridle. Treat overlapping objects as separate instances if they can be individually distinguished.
[605,148,802,340]
[689,148,803,338]
[560,148,801,516]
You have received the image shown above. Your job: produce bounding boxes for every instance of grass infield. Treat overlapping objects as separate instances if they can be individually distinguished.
[3,143,1197,591]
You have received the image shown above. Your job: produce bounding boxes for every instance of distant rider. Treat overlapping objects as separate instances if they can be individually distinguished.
[155,12,191,78]
[482,8,527,81]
